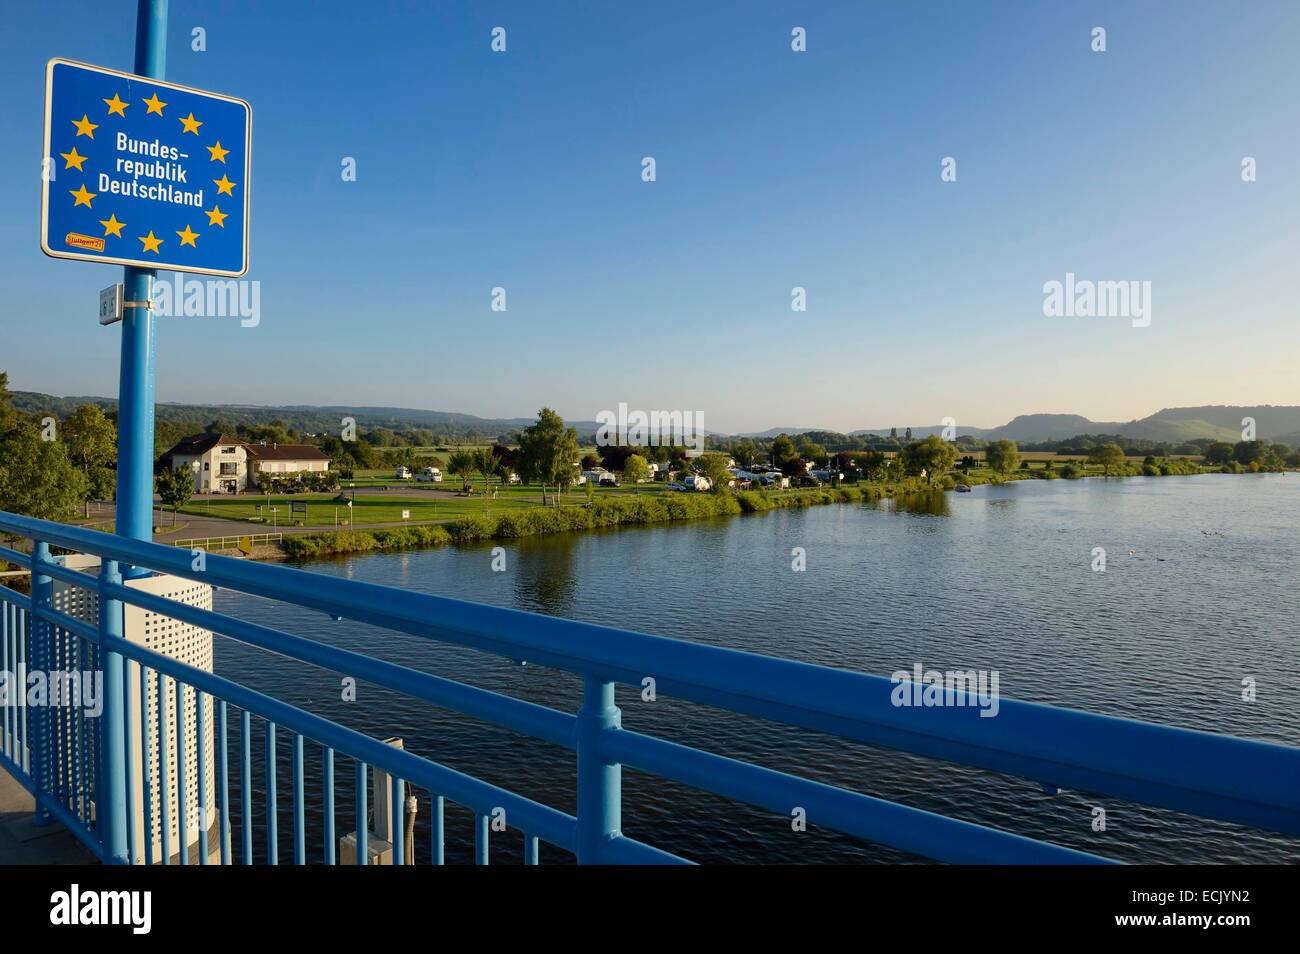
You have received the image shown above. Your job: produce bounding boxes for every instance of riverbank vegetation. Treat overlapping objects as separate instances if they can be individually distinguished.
[279,480,926,559]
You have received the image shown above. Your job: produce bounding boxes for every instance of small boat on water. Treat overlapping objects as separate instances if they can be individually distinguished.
[955,484,972,492]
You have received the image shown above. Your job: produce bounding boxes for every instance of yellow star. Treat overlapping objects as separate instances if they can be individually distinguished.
[69,183,96,208]
[176,224,199,247]
[100,214,125,238]
[103,93,129,117]
[179,112,203,135]
[206,140,230,163]
[213,174,236,196]
[71,114,98,138]
[143,92,167,116]
[59,146,87,171]
[138,230,163,254]
[204,204,229,228]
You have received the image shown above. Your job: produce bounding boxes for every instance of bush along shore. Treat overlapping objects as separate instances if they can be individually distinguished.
[275,458,1240,561]
[278,480,926,560]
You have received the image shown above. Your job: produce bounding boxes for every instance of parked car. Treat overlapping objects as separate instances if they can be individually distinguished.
[394,466,412,480]
[417,466,443,482]
[598,474,618,487]
[665,482,688,492]
[506,472,522,484]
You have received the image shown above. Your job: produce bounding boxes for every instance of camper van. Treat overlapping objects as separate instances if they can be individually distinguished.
[394,466,412,480]
[417,466,443,482]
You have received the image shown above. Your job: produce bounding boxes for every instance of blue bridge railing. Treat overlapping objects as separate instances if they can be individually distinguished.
[1,508,1298,864]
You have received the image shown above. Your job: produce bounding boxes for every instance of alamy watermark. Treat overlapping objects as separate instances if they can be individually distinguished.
[1042,272,1150,328]
[595,402,705,456]
[150,270,260,327]
[0,666,103,718]
[890,662,1000,718]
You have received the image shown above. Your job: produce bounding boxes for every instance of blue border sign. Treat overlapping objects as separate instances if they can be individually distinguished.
[41,58,251,277]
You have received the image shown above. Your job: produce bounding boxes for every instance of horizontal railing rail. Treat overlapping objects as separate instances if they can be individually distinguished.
[3,509,1300,865]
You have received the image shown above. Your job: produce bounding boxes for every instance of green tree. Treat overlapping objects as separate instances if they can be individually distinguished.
[901,435,957,483]
[0,371,19,432]
[623,453,650,485]
[985,439,1021,475]
[1087,443,1126,476]
[63,404,118,516]
[0,423,88,521]
[732,439,758,468]
[446,450,476,491]
[472,447,501,491]
[518,407,579,506]
[1203,442,1235,465]
[155,465,193,527]
[770,434,797,468]
[853,450,888,480]
[797,439,827,466]
[693,453,732,491]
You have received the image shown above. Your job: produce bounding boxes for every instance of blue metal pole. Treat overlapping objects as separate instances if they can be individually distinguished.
[116,0,168,559]
[97,560,129,863]
[575,676,621,863]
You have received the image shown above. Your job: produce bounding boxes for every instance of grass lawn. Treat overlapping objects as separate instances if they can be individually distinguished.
[178,479,667,527]
[179,492,539,527]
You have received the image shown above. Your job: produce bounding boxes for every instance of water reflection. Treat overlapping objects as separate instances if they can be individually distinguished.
[877,489,951,517]
[511,534,579,615]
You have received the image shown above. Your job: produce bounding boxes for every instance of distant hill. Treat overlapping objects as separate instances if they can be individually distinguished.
[851,425,993,439]
[840,407,1299,444]
[985,414,1125,442]
[9,392,601,441]
[738,426,830,438]
[10,391,1299,446]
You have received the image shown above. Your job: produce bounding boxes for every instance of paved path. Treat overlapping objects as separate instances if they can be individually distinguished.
[0,764,95,864]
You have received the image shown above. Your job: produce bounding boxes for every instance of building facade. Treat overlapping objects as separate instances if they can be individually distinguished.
[162,434,330,494]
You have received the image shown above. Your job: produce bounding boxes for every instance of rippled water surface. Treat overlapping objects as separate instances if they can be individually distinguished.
[214,474,1300,864]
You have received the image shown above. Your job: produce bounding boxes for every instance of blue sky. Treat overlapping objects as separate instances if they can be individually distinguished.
[2,0,1298,433]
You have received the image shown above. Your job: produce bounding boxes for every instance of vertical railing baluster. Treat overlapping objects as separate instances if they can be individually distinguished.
[140,667,154,867]
[240,709,251,865]
[292,733,305,865]
[217,700,230,865]
[322,746,335,865]
[95,560,130,861]
[75,634,85,826]
[2,601,10,763]
[157,674,171,865]
[575,676,622,864]
[265,721,278,864]
[122,657,137,865]
[19,606,29,776]
[355,760,367,865]
[196,691,208,864]
[525,835,539,865]
[55,610,67,814]
[175,682,188,865]
[475,812,489,865]
[431,795,444,865]
[391,777,404,865]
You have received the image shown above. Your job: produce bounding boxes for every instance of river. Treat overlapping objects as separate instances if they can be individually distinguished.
[213,473,1300,863]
